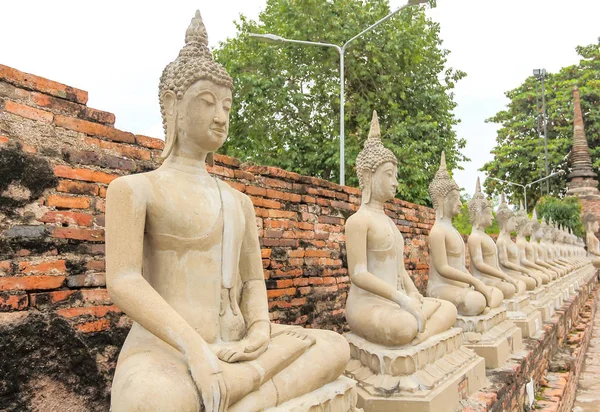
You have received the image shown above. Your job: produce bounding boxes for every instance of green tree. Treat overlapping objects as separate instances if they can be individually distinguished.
[482,41,600,208]
[535,196,584,237]
[214,0,467,204]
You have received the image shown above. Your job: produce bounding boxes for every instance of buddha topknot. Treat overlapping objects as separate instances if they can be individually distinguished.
[355,110,397,190]
[428,151,459,209]
[467,177,491,225]
[495,194,514,227]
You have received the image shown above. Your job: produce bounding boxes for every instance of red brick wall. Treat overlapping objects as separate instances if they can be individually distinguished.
[0,64,435,333]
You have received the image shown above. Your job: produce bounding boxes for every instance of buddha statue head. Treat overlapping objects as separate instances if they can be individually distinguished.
[158,10,234,164]
[356,111,398,204]
[514,201,532,236]
[541,217,553,241]
[428,152,461,218]
[531,208,543,238]
[495,194,516,233]
[583,213,599,235]
[467,177,492,230]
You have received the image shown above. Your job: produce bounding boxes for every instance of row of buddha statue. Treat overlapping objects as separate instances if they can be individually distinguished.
[104,10,599,412]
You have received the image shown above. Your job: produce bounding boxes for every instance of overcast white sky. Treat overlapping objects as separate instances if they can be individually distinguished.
[2,0,599,195]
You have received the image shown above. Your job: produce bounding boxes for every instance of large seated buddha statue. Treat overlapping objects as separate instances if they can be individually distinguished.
[106,11,356,412]
[467,179,522,300]
[344,113,484,412]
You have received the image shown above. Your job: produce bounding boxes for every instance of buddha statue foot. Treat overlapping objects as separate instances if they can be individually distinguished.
[344,329,485,412]
[266,376,361,412]
[503,294,543,338]
[455,307,523,369]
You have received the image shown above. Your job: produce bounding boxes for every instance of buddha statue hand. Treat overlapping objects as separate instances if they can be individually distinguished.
[213,321,270,363]
[186,339,229,412]
[393,290,426,333]
[473,280,493,311]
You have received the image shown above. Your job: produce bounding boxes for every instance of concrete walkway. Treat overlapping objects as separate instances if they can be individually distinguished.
[573,303,600,411]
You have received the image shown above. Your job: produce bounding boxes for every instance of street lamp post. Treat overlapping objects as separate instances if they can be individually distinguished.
[249,0,427,186]
[487,171,565,213]
[533,68,550,193]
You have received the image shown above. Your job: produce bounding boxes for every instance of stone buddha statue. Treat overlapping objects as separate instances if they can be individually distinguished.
[528,209,560,279]
[106,11,354,412]
[466,178,522,299]
[344,111,457,347]
[514,203,552,284]
[427,155,503,316]
[543,218,573,273]
[495,196,542,290]
[583,214,600,268]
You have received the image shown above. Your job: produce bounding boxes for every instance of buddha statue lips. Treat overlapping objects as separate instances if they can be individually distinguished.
[106,10,350,412]
[344,111,457,347]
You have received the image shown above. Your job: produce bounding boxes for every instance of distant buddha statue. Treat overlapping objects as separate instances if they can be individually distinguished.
[528,209,560,279]
[514,203,552,284]
[495,196,542,290]
[467,178,522,299]
[427,155,503,316]
[345,111,457,346]
[583,213,600,268]
[540,218,571,275]
[106,11,353,412]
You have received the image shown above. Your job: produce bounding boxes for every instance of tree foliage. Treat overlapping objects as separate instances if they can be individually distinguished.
[482,41,600,209]
[535,196,584,238]
[214,0,467,204]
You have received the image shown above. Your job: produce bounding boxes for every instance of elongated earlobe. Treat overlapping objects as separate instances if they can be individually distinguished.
[207,152,214,167]
[362,172,372,204]
[161,91,178,159]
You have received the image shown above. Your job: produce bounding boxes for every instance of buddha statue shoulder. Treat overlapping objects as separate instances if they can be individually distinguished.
[426,154,503,316]
[514,204,551,284]
[345,112,457,346]
[466,178,522,299]
[495,196,542,290]
[106,11,349,412]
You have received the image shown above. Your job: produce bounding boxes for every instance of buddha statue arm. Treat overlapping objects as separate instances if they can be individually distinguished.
[106,177,228,411]
[587,236,600,256]
[346,217,425,330]
[429,228,482,287]
[395,229,422,300]
[497,240,530,275]
[467,238,517,286]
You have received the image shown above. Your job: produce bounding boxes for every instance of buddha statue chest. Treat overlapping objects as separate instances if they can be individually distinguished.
[364,213,401,290]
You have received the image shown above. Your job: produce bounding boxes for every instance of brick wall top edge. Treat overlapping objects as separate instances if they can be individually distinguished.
[0,64,88,105]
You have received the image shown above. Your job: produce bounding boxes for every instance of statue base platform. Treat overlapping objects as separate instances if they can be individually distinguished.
[455,307,523,369]
[503,294,542,338]
[529,286,556,321]
[344,328,485,412]
[267,376,361,412]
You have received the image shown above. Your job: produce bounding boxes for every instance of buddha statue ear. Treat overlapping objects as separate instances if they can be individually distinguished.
[161,91,178,159]
[207,152,215,167]
[362,171,372,204]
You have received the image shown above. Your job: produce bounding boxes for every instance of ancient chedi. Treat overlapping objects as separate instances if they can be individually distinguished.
[467,182,541,338]
[566,86,599,196]
[427,159,522,369]
[105,11,358,412]
[344,113,484,412]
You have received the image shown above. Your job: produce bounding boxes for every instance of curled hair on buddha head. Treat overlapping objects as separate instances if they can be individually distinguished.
[495,193,514,230]
[356,110,397,203]
[467,177,491,225]
[514,201,530,232]
[428,151,460,210]
[158,10,234,162]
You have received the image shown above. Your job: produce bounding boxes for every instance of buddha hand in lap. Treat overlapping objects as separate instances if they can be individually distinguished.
[344,111,457,347]
[467,179,523,300]
[106,11,348,412]
[426,154,503,316]
[495,196,543,291]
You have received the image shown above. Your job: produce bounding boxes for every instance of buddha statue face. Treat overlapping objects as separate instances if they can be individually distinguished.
[504,216,517,233]
[162,79,232,156]
[467,177,492,229]
[586,219,599,234]
[428,152,461,219]
[521,221,533,237]
[442,189,462,219]
[366,162,398,203]
[477,206,494,229]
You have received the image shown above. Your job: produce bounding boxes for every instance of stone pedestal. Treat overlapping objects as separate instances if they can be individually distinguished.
[344,328,485,412]
[267,376,361,412]
[529,286,556,321]
[455,307,523,369]
[503,294,543,338]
